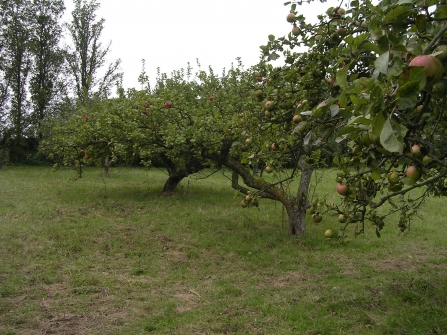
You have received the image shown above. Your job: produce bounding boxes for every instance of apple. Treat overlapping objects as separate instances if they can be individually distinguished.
[409,55,444,86]
[286,12,296,23]
[245,138,252,145]
[265,101,275,111]
[335,28,347,37]
[240,200,248,208]
[325,229,335,238]
[142,110,148,115]
[292,114,302,123]
[145,101,150,107]
[411,144,421,157]
[336,7,345,15]
[271,143,278,151]
[265,166,273,173]
[315,34,322,40]
[336,183,348,196]
[312,213,322,223]
[257,75,263,82]
[422,155,432,165]
[292,26,300,36]
[338,214,347,223]
[82,114,88,119]
[264,110,271,117]
[406,166,421,181]
[245,195,251,202]
[387,171,399,182]
[209,96,214,102]
[164,102,172,108]
[79,150,85,157]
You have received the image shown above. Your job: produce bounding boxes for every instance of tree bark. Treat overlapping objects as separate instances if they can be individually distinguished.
[162,175,184,195]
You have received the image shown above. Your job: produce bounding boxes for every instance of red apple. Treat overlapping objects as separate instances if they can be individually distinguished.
[292,114,302,123]
[81,114,88,119]
[336,183,348,196]
[411,144,421,157]
[271,143,278,151]
[142,110,148,115]
[164,102,172,108]
[406,166,421,181]
[409,55,444,86]
[79,150,85,157]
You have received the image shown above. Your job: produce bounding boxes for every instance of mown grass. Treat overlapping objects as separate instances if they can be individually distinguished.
[1,166,447,335]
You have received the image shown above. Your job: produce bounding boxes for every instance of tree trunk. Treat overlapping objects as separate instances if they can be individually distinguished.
[288,157,313,235]
[162,175,184,195]
[202,145,313,236]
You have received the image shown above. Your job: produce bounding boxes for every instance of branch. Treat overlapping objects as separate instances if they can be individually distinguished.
[423,22,447,54]
[372,169,447,208]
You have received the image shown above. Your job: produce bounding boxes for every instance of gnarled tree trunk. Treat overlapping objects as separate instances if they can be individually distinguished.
[203,145,313,236]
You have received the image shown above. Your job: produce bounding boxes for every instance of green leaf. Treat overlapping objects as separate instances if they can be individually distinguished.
[336,64,349,90]
[380,118,407,153]
[369,112,386,144]
[374,51,390,75]
[268,34,275,42]
[371,170,381,180]
[415,14,427,32]
[383,5,411,24]
[435,5,447,20]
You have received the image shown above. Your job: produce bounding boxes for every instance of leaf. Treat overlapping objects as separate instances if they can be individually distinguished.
[371,170,381,180]
[380,118,407,153]
[330,104,340,117]
[303,131,312,146]
[292,121,307,134]
[415,14,427,32]
[336,65,349,90]
[435,4,447,20]
[268,53,280,61]
[383,5,411,23]
[374,51,390,75]
[268,34,275,42]
[388,197,398,209]
[369,112,386,144]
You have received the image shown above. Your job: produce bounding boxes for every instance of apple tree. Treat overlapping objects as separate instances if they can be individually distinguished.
[257,0,447,238]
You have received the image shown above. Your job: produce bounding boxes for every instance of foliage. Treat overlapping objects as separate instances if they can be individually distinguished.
[257,0,447,238]
[63,0,122,102]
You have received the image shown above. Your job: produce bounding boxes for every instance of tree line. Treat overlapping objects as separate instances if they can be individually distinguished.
[0,0,121,164]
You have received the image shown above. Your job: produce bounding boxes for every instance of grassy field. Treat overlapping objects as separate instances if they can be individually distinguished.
[1,166,447,335]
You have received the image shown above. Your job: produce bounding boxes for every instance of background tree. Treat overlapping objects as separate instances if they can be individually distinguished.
[64,0,122,103]
[29,0,66,139]
[0,0,33,162]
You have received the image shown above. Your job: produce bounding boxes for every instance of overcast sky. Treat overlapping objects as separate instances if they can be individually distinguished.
[63,0,341,91]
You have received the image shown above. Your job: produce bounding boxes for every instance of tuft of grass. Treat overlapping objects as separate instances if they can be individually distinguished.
[0,166,447,334]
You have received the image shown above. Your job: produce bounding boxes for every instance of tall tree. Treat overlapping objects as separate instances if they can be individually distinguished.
[1,0,33,156]
[64,0,122,103]
[28,0,65,138]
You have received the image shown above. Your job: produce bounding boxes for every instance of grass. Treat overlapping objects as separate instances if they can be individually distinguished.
[1,166,447,334]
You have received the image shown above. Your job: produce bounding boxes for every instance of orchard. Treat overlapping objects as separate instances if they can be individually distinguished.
[43,0,447,240]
